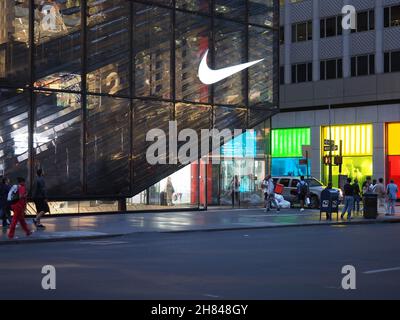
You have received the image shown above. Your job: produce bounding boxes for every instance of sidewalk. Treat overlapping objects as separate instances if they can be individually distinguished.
[1,207,400,245]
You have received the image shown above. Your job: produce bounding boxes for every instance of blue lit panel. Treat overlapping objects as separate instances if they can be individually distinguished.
[271,158,311,177]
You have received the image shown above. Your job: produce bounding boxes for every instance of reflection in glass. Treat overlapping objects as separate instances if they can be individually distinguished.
[34,91,82,196]
[248,25,275,108]
[214,19,246,106]
[0,89,29,180]
[87,0,130,96]
[134,4,171,99]
[175,12,210,103]
[86,96,130,195]
[176,0,209,13]
[215,0,246,22]
[34,0,81,87]
[249,0,274,27]
[0,0,29,84]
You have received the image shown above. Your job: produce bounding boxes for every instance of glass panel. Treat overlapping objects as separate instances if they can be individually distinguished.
[323,156,373,188]
[322,124,373,156]
[249,0,274,27]
[248,25,275,108]
[271,128,311,157]
[387,155,400,198]
[34,91,82,196]
[271,158,310,177]
[175,12,210,103]
[0,89,29,181]
[86,96,130,195]
[388,123,400,155]
[213,106,247,131]
[87,0,130,96]
[215,0,246,22]
[134,4,171,99]
[34,0,81,89]
[214,19,246,106]
[132,99,176,193]
[0,0,29,85]
[176,0,209,13]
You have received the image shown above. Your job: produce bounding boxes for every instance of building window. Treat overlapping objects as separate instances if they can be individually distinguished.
[351,54,375,77]
[292,20,312,42]
[350,10,375,33]
[320,58,342,80]
[322,124,373,188]
[320,16,342,38]
[291,62,312,83]
[384,50,400,73]
[271,127,311,177]
[384,5,400,28]
[280,66,285,85]
[279,26,284,44]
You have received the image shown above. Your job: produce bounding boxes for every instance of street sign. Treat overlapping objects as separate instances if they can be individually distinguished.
[324,145,338,151]
[324,139,335,146]
[301,145,312,159]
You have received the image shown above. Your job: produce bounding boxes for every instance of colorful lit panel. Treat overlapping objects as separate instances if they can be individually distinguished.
[271,128,311,158]
[322,124,373,156]
[272,158,311,177]
[323,156,373,187]
[221,131,256,158]
[388,123,400,156]
[387,156,400,197]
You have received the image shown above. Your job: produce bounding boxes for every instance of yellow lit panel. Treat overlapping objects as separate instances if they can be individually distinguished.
[322,124,373,156]
[388,123,400,155]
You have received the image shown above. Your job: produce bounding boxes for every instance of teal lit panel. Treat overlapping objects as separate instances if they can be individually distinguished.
[271,128,311,158]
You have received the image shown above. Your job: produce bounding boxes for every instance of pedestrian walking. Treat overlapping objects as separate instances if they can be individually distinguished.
[297,176,309,212]
[386,180,398,216]
[362,176,373,194]
[0,177,12,228]
[374,178,386,214]
[164,177,175,206]
[352,178,361,214]
[32,169,50,229]
[341,178,354,220]
[231,175,240,208]
[261,175,280,213]
[7,177,32,239]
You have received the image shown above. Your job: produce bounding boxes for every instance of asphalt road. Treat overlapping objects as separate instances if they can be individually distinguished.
[1,224,400,300]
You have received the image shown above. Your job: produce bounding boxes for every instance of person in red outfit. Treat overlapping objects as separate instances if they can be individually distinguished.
[8,177,32,239]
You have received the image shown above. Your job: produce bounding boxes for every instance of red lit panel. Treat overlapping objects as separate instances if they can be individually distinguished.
[387,156,400,197]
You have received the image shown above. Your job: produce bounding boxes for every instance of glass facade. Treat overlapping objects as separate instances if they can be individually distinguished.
[0,0,279,207]
[271,127,311,177]
[322,124,373,187]
[387,123,400,198]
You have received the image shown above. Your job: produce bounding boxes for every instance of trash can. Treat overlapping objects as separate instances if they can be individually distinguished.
[160,191,167,206]
[363,193,378,219]
[320,188,339,220]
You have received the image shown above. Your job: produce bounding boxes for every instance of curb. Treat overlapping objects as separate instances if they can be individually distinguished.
[1,217,400,246]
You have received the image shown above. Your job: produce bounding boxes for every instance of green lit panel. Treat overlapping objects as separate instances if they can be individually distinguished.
[271,128,311,158]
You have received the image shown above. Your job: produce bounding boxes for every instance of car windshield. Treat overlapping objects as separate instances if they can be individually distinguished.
[306,178,323,187]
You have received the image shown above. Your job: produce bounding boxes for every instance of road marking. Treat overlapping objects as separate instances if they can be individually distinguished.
[364,267,400,274]
[203,294,221,298]
[85,241,129,246]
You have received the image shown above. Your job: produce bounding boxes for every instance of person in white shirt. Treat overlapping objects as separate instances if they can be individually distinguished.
[261,175,280,213]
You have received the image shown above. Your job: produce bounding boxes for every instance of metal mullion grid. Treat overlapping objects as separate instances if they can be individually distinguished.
[81,0,88,195]
[171,0,176,121]
[129,0,135,197]
[132,0,274,31]
[28,0,35,192]
[245,0,249,128]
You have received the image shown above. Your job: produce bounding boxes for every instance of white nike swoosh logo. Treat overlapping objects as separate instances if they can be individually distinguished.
[198,50,264,85]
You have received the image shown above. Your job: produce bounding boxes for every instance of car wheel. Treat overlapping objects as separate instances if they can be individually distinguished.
[310,195,319,209]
